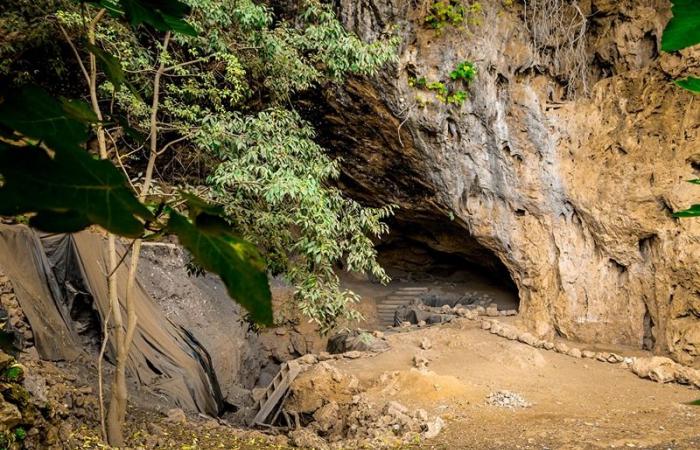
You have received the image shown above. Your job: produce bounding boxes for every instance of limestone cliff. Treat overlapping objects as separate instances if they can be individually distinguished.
[318,0,700,366]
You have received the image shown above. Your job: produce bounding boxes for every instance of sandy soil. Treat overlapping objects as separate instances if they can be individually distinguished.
[331,320,700,450]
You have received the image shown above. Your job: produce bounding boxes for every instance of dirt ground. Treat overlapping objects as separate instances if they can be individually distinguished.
[330,320,700,450]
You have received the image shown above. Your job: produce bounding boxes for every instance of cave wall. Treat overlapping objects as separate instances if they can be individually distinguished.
[319,0,700,366]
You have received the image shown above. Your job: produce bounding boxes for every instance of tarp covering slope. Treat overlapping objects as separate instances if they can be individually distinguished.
[0,224,223,415]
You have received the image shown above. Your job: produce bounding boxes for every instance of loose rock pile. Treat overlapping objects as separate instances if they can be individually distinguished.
[283,361,445,449]
[486,390,532,409]
[394,301,516,327]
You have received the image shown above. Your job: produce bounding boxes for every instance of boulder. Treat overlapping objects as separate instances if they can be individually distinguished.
[313,401,340,434]
[423,417,444,439]
[327,330,389,354]
[630,357,678,383]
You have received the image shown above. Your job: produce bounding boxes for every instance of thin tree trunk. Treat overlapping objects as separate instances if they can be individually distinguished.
[106,31,171,446]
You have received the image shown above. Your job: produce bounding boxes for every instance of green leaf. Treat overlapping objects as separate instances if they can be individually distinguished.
[675,77,700,93]
[673,204,700,218]
[61,98,100,123]
[0,86,93,150]
[179,191,225,219]
[120,0,197,36]
[167,209,272,325]
[163,15,198,36]
[688,179,700,185]
[85,43,129,93]
[661,0,700,52]
[0,142,153,237]
[688,398,700,406]
[29,210,92,233]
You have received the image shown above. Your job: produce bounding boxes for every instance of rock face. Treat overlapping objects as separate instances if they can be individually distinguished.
[321,0,700,366]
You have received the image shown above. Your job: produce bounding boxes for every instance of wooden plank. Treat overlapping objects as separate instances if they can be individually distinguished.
[251,361,302,426]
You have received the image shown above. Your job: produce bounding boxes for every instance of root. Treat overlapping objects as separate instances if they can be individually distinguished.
[523,0,589,98]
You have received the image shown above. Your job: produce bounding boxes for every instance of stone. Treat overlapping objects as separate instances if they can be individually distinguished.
[290,429,329,450]
[503,327,518,340]
[372,331,385,339]
[298,354,318,365]
[475,306,486,315]
[327,330,389,354]
[385,401,409,417]
[481,321,492,330]
[344,351,363,359]
[414,408,428,422]
[582,350,596,359]
[543,341,555,350]
[24,373,48,405]
[630,357,679,383]
[413,355,429,370]
[0,396,21,431]
[146,422,164,435]
[568,348,582,358]
[313,401,340,433]
[165,408,187,424]
[486,304,499,317]
[596,352,611,362]
[318,351,332,361]
[400,321,412,328]
[554,343,570,354]
[417,320,427,328]
[419,337,432,350]
[518,332,537,346]
[423,417,444,439]
[607,353,624,363]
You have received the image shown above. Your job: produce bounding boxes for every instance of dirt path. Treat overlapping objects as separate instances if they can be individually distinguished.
[331,320,700,449]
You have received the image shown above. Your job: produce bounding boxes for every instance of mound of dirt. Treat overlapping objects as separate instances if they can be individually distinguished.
[283,361,445,448]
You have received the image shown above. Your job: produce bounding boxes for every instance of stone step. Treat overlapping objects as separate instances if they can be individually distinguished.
[384,296,420,301]
[378,301,413,306]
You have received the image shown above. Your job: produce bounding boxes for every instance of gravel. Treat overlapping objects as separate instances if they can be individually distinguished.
[486,390,532,409]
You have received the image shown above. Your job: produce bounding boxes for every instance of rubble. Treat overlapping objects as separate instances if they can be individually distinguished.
[284,362,445,447]
[486,390,532,409]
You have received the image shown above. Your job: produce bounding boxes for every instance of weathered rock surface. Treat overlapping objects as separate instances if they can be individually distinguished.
[325,0,700,366]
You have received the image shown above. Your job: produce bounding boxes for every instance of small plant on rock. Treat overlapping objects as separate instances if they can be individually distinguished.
[408,60,477,106]
[450,60,477,83]
[425,0,465,30]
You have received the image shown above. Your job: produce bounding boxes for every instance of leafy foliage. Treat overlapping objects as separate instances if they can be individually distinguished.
[661,1,700,216]
[661,0,700,52]
[424,1,482,30]
[0,87,154,237]
[0,86,272,324]
[675,77,700,93]
[82,0,197,35]
[15,0,397,330]
[208,109,394,331]
[450,60,477,83]
[425,0,466,30]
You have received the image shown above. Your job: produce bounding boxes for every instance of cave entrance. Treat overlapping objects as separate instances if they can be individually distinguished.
[359,214,520,327]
